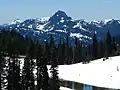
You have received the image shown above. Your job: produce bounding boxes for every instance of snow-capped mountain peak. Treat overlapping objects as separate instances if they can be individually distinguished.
[39,17,50,22]
[49,10,72,23]
[92,20,101,24]
[103,19,114,24]
[10,19,22,25]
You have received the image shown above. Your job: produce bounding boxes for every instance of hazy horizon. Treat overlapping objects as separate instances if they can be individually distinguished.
[0,0,119,24]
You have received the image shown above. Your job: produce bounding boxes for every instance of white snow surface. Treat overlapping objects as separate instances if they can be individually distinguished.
[73,22,88,32]
[63,25,67,27]
[36,24,45,30]
[28,25,32,29]
[36,22,49,30]
[60,17,65,23]
[70,33,83,38]
[56,30,67,33]
[103,19,113,24]
[90,20,102,27]
[48,56,120,89]
[93,20,100,23]
[10,19,22,24]
[70,33,92,40]
[60,87,72,90]
[60,20,65,23]
[39,17,50,22]
[118,20,120,24]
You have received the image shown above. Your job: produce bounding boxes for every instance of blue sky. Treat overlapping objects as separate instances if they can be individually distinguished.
[0,0,119,23]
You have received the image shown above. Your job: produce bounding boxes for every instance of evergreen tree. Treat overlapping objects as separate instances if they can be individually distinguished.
[58,38,66,64]
[68,43,73,64]
[7,58,21,90]
[49,34,54,64]
[35,43,49,90]
[106,30,112,57]
[50,36,60,90]
[81,46,86,64]
[12,58,21,90]
[7,44,21,90]
[50,63,60,90]
[85,46,92,63]
[0,49,6,90]
[61,41,65,64]
[64,35,69,64]
[92,32,98,59]
[35,44,42,90]
[41,62,49,90]
[112,36,117,55]
[98,40,105,58]
[7,58,13,90]
[73,37,81,63]
[45,41,51,64]
[22,56,35,90]
[22,44,35,90]
[57,37,62,65]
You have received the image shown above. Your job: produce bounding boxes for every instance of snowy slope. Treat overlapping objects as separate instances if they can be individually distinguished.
[60,87,72,90]
[48,56,120,89]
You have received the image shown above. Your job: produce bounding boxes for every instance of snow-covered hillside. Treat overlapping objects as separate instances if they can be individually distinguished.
[18,55,120,89]
[48,56,120,89]
[60,87,72,90]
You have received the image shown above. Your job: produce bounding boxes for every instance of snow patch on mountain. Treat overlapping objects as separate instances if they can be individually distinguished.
[70,33,92,39]
[49,26,54,31]
[104,19,113,24]
[60,17,65,23]
[39,17,50,22]
[36,24,45,30]
[22,23,25,26]
[63,25,67,27]
[60,20,64,23]
[56,30,67,33]
[118,20,120,24]
[17,24,20,28]
[90,20,102,27]
[93,20,100,23]
[73,22,88,32]
[10,19,22,25]
[28,25,32,29]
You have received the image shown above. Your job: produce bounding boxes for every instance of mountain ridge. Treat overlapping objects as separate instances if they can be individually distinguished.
[1,10,120,44]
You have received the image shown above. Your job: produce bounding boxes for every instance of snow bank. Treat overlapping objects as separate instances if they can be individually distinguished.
[48,56,120,89]
[60,87,72,90]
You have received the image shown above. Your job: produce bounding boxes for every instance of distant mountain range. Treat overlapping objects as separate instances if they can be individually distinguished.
[1,10,120,44]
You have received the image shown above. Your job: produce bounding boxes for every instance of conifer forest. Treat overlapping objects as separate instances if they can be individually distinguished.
[0,29,119,90]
